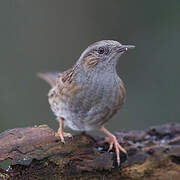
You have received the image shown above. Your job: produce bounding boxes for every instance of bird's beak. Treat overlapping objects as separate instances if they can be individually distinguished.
[117,45,135,53]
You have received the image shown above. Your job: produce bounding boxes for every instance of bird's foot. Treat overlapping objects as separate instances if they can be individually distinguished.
[105,135,127,166]
[100,126,127,166]
[55,131,73,143]
[55,117,73,143]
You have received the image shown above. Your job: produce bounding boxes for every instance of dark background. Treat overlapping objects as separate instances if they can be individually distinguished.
[0,1,179,135]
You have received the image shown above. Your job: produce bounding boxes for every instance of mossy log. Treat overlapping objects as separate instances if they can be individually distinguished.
[0,123,179,180]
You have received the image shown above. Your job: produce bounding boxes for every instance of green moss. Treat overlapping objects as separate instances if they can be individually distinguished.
[121,159,155,179]
[0,172,10,179]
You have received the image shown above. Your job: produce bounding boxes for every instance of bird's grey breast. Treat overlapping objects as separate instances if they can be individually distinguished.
[67,71,125,130]
[48,68,125,131]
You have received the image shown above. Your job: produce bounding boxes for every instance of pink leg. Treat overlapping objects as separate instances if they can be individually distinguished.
[100,126,127,166]
[55,118,72,143]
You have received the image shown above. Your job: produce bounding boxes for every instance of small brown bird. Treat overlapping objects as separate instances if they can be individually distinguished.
[38,40,135,165]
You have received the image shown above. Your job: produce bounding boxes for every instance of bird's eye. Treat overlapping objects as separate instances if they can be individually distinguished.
[98,47,105,54]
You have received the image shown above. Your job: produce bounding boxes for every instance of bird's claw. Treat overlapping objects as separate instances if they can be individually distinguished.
[55,132,73,143]
[105,135,127,166]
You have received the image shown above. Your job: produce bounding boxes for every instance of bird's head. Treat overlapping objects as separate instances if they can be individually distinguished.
[76,40,135,72]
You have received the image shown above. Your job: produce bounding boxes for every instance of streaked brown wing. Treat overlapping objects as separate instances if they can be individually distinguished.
[56,68,82,99]
[119,79,126,103]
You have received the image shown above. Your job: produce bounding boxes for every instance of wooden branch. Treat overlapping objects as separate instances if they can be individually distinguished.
[0,123,180,179]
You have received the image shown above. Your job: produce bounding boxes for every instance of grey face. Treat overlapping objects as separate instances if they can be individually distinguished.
[77,40,135,71]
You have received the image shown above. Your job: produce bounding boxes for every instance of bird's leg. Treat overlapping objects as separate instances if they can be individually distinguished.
[100,126,127,166]
[55,118,72,143]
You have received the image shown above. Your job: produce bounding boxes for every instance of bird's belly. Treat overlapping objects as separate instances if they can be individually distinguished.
[61,104,114,131]
[48,80,124,131]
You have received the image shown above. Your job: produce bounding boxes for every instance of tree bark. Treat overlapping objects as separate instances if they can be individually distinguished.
[0,123,179,180]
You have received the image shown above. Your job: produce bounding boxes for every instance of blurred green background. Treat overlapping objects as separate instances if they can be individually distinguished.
[0,0,179,134]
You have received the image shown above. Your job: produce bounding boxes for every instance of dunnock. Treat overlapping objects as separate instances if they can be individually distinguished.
[38,40,135,165]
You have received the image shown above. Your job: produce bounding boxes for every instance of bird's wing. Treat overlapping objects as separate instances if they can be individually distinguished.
[37,72,61,87]
[55,67,82,98]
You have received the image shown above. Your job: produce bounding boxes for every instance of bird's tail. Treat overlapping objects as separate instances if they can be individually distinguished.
[37,72,60,87]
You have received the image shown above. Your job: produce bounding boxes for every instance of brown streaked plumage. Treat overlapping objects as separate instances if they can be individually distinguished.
[120,80,126,103]
[82,54,99,69]
[38,40,135,166]
[61,68,75,83]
